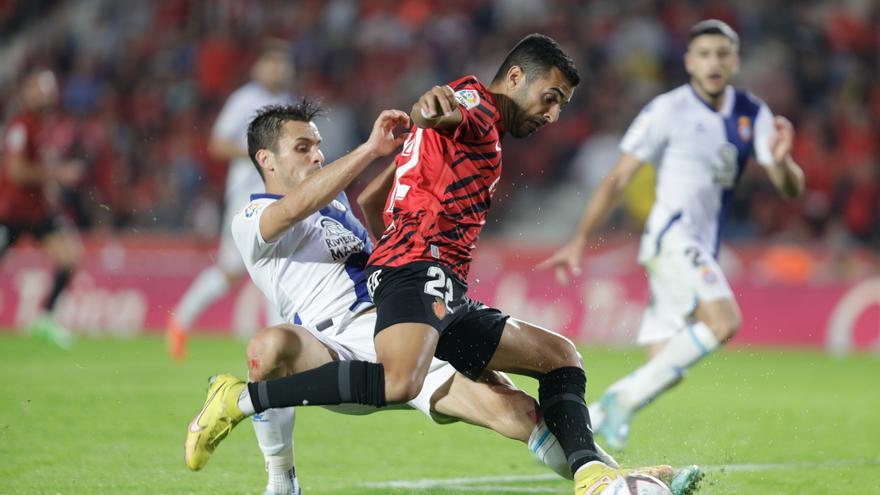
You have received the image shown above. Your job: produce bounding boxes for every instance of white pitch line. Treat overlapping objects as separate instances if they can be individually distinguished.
[362,473,558,489]
[703,457,880,473]
[362,458,880,490]
[440,485,564,493]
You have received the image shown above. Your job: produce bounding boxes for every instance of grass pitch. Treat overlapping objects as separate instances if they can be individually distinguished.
[0,333,878,494]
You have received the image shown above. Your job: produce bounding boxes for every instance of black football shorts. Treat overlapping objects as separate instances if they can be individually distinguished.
[0,215,66,257]
[366,261,508,380]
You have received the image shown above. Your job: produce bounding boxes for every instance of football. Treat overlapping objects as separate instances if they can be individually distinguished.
[605,473,672,495]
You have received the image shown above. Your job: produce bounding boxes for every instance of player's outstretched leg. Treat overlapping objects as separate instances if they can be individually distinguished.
[430,369,618,479]
[479,318,675,495]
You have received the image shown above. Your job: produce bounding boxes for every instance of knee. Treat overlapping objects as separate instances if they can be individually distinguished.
[383,371,424,404]
[545,335,582,370]
[706,314,741,343]
[247,325,299,380]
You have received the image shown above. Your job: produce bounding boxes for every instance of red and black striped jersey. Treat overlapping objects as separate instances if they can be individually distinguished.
[0,111,50,224]
[368,75,504,281]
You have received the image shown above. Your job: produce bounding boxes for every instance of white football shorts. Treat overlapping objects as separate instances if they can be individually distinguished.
[637,223,734,345]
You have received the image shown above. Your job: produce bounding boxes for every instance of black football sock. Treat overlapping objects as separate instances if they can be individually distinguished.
[538,366,599,474]
[45,268,73,312]
[247,360,386,414]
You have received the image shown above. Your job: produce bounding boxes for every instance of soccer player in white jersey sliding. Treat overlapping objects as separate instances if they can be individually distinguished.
[167,40,293,361]
[540,19,805,450]
[186,100,632,494]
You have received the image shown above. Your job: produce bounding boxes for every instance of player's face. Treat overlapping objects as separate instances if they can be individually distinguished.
[271,120,324,189]
[509,67,574,139]
[255,52,293,92]
[24,71,59,110]
[685,35,739,99]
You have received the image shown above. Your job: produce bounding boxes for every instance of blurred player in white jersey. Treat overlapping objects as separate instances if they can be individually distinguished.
[540,20,805,450]
[167,40,293,361]
[185,101,636,494]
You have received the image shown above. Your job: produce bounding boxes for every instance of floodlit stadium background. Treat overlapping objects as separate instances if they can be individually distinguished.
[0,0,877,352]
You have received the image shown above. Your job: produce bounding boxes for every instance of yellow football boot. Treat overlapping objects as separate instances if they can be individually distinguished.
[575,461,678,494]
[184,374,247,471]
[574,461,624,494]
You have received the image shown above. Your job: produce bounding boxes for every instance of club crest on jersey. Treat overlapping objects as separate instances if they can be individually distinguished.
[432,297,447,320]
[319,217,364,261]
[701,266,718,285]
[738,116,752,142]
[244,203,264,218]
[454,89,480,110]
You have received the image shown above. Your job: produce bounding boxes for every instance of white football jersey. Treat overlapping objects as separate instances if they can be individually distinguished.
[213,82,293,199]
[231,193,373,332]
[621,84,775,261]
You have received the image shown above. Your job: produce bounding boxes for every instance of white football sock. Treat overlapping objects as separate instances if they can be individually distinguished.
[174,266,231,328]
[612,321,720,411]
[238,388,256,416]
[528,419,571,479]
[253,407,297,494]
[527,418,620,480]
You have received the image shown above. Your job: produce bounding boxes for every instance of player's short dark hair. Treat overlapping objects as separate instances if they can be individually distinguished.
[258,38,290,58]
[688,19,740,50]
[247,98,324,179]
[492,33,580,88]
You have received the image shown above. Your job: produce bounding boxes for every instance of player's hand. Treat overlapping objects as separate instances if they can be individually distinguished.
[417,85,457,119]
[536,239,585,285]
[769,115,794,165]
[366,109,411,158]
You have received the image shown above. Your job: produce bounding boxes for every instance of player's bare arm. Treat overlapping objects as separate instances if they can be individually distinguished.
[765,115,805,199]
[411,84,463,130]
[537,152,644,284]
[208,136,250,162]
[259,109,410,241]
[6,147,81,187]
[6,148,48,185]
[356,162,396,240]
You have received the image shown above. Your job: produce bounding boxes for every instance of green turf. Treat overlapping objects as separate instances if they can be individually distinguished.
[0,334,878,494]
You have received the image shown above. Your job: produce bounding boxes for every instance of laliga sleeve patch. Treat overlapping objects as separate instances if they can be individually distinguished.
[244,202,265,218]
[454,90,480,110]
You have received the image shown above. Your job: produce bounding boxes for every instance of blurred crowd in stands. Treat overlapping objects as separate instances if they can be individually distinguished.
[1,0,878,251]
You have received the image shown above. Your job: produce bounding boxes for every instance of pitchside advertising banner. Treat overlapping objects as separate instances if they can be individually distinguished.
[0,235,877,353]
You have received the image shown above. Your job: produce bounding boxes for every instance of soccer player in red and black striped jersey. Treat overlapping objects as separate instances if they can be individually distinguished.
[362,34,663,493]
[0,69,82,349]
[192,35,673,494]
